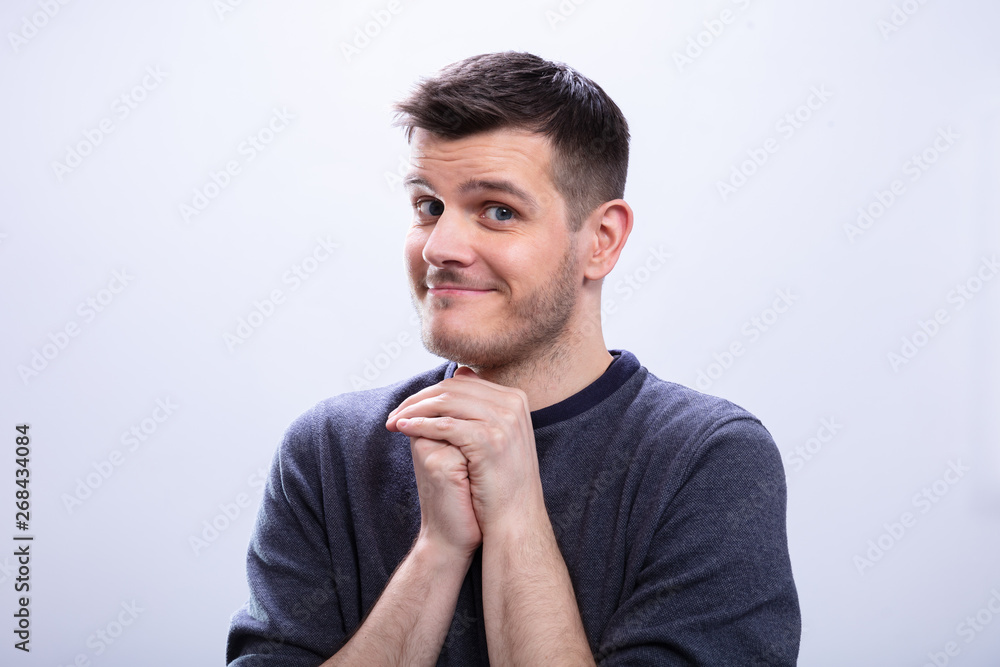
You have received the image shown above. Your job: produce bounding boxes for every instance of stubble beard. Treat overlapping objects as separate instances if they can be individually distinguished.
[414,240,580,373]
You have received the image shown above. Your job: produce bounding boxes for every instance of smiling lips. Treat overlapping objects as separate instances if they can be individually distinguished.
[427,284,494,296]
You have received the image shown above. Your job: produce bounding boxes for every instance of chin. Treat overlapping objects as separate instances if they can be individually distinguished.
[422,322,481,363]
[421,321,542,370]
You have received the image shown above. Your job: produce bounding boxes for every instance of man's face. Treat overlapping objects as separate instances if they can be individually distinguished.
[403,127,584,369]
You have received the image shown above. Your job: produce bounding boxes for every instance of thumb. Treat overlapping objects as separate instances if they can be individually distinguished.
[453,365,479,379]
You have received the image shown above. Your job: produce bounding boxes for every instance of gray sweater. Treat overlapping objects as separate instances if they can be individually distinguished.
[227,350,800,665]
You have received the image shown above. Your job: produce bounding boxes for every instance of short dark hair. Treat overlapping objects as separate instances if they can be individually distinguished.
[391,51,630,231]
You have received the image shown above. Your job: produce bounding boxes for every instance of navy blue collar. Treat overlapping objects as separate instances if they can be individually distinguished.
[444,350,640,429]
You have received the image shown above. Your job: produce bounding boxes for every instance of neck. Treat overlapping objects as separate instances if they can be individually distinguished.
[464,319,613,412]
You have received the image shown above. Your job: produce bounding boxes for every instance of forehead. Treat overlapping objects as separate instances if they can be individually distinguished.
[406,128,557,190]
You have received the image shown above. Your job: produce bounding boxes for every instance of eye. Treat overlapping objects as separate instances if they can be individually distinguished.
[416,199,444,217]
[483,205,515,222]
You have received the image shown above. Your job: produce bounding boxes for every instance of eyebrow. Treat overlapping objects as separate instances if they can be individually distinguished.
[403,175,541,214]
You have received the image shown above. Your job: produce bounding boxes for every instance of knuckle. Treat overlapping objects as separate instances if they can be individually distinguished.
[498,409,518,427]
[423,448,447,472]
[504,393,525,412]
[487,427,506,448]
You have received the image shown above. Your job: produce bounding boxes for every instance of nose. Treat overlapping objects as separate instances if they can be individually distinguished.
[421,206,475,268]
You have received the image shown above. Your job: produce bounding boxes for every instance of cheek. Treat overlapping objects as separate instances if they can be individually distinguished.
[403,230,426,273]
[492,250,537,295]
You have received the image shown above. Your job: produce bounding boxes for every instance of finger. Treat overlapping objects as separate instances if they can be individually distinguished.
[396,415,490,450]
[409,435,462,460]
[410,435,465,460]
[387,384,450,424]
[387,376,519,429]
[387,369,493,420]
[390,387,513,432]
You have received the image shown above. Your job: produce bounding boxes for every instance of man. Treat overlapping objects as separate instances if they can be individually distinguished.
[227,51,800,666]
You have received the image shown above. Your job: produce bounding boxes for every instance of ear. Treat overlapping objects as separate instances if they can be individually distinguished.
[582,199,634,281]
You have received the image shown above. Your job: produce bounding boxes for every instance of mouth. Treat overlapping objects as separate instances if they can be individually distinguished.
[427,285,495,297]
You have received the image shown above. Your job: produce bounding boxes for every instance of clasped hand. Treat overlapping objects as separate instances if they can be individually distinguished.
[386,367,545,555]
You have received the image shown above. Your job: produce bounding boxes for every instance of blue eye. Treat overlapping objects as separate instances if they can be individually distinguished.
[485,205,515,222]
[417,199,444,216]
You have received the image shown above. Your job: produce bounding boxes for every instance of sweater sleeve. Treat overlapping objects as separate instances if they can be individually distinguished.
[595,416,801,666]
[226,413,348,666]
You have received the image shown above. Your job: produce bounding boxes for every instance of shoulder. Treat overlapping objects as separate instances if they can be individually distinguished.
[278,361,451,462]
[625,367,781,481]
[632,369,769,439]
[621,366,790,549]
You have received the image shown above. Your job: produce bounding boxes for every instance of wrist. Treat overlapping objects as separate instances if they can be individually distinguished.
[483,494,552,541]
[412,533,478,571]
[482,506,555,554]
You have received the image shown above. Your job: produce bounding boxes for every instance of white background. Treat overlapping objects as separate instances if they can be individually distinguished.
[2,0,998,665]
